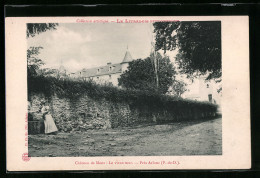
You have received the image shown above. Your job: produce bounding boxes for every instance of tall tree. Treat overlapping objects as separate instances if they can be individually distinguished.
[27,47,44,77]
[168,80,187,97]
[118,54,176,94]
[27,23,59,76]
[27,23,59,38]
[153,21,221,81]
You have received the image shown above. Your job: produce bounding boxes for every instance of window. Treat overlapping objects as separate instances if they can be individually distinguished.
[206,84,209,88]
[109,66,115,71]
[208,94,212,103]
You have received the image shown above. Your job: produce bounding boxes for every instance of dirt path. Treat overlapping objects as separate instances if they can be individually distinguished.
[28,117,222,157]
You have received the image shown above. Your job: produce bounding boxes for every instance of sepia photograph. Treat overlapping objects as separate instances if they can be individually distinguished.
[26,21,222,157]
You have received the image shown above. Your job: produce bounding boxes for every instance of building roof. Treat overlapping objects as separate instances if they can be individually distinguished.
[80,48,134,78]
[81,63,122,78]
[122,50,133,63]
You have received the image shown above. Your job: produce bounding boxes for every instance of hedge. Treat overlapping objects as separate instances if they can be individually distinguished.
[28,76,218,121]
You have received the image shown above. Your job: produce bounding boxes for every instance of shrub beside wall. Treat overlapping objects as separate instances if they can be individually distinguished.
[28,76,218,132]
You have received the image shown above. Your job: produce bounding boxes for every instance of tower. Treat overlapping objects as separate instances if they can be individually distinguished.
[121,46,133,72]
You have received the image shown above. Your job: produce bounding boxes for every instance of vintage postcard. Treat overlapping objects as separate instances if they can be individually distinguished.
[5,16,250,171]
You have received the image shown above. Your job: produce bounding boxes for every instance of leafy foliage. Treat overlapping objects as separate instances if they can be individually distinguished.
[27,23,59,76]
[153,21,221,81]
[27,47,44,78]
[118,54,176,94]
[28,75,217,114]
[27,23,59,38]
[28,75,218,128]
[168,80,187,97]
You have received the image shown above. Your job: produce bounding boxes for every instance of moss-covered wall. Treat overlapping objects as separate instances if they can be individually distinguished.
[28,91,217,133]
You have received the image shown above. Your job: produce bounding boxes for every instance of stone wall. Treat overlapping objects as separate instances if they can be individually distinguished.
[28,92,216,133]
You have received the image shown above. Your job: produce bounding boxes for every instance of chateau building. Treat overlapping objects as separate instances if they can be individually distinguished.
[68,48,134,86]
[56,48,221,105]
[182,76,222,105]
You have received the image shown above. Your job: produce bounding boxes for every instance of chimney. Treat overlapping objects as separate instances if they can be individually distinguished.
[107,62,112,65]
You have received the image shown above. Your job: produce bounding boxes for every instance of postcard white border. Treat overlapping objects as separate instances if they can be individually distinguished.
[5,16,250,171]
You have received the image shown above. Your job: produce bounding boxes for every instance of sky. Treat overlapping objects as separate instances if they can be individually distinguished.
[27,23,161,72]
[26,22,221,98]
